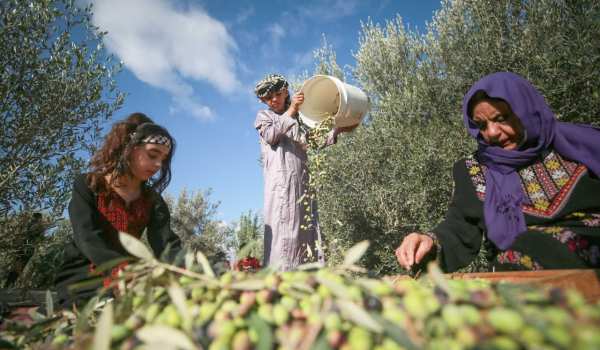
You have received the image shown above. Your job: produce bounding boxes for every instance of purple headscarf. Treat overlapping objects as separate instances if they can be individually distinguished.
[463,72,600,249]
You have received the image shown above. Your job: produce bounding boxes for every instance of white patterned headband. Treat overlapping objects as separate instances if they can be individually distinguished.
[129,131,171,149]
[140,134,171,149]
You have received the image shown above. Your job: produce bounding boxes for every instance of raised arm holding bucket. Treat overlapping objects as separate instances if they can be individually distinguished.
[253,74,363,271]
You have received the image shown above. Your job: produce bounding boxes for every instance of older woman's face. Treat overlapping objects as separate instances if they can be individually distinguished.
[261,89,288,114]
[472,99,524,150]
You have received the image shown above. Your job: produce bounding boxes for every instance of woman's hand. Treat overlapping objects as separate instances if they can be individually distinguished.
[287,92,304,117]
[395,232,434,270]
[332,123,359,139]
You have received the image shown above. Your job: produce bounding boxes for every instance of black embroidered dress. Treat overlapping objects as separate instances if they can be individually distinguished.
[55,175,181,306]
[432,150,600,272]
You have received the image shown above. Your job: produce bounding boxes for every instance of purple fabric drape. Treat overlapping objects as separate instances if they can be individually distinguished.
[462,72,600,249]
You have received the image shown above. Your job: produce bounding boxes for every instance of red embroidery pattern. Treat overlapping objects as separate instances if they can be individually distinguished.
[528,225,600,266]
[89,261,129,288]
[465,151,587,219]
[496,250,543,270]
[90,190,153,286]
[97,191,152,237]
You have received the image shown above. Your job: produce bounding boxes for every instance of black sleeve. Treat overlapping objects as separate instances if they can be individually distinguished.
[146,194,182,262]
[432,159,485,272]
[68,175,125,266]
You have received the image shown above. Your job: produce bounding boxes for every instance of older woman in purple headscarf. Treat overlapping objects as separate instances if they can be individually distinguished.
[396,72,600,272]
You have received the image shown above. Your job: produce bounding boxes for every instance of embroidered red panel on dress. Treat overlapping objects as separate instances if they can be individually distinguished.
[465,151,587,219]
[96,190,152,249]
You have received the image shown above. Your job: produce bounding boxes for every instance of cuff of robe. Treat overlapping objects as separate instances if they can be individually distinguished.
[324,129,338,146]
[423,231,442,260]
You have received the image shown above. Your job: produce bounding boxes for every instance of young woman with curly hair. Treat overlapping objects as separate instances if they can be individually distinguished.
[55,113,181,306]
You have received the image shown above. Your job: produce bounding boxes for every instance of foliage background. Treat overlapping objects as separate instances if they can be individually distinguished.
[164,189,263,271]
[312,0,600,275]
[0,0,123,288]
[0,0,123,218]
[2,0,600,288]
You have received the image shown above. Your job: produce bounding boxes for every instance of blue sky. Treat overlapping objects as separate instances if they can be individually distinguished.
[89,0,441,222]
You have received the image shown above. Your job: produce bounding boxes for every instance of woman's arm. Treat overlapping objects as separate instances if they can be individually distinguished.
[323,124,359,146]
[69,175,125,266]
[432,160,485,272]
[254,110,298,146]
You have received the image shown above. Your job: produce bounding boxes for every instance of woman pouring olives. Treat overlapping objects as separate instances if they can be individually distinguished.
[253,74,356,271]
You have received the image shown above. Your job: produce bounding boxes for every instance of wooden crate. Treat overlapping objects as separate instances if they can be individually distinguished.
[0,289,57,308]
[448,269,600,302]
[0,289,57,326]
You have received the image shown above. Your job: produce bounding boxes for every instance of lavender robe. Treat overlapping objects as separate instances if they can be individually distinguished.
[254,109,334,271]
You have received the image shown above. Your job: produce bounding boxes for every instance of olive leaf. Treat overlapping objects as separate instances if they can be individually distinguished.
[370,313,420,350]
[289,281,316,294]
[184,251,195,270]
[343,240,370,266]
[119,231,155,261]
[336,299,383,333]
[315,275,352,300]
[230,279,266,291]
[196,251,215,278]
[168,283,192,332]
[152,266,166,278]
[75,295,101,333]
[91,301,113,350]
[310,333,331,350]
[426,262,450,296]
[249,313,273,350]
[136,325,196,350]
[45,289,54,317]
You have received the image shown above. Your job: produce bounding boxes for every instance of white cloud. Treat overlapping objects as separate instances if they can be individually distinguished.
[91,0,240,120]
[169,95,214,121]
[258,23,286,59]
[267,23,286,49]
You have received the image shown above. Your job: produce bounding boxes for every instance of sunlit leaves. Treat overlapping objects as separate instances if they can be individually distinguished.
[196,251,215,278]
[136,325,196,350]
[0,0,124,217]
[343,240,370,267]
[313,0,600,274]
[119,232,156,261]
[91,301,113,350]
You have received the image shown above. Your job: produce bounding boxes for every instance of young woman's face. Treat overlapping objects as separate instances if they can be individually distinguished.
[260,89,288,114]
[129,143,170,182]
[472,99,525,150]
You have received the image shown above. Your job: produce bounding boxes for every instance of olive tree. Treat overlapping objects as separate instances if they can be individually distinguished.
[314,0,600,274]
[231,210,263,261]
[0,0,123,288]
[0,0,124,218]
[165,189,229,261]
[0,215,73,289]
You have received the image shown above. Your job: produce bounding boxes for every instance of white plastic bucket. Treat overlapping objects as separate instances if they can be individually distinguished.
[298,75,370,129]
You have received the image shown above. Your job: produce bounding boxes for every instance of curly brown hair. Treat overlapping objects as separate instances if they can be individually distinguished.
[87,112,175,194]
